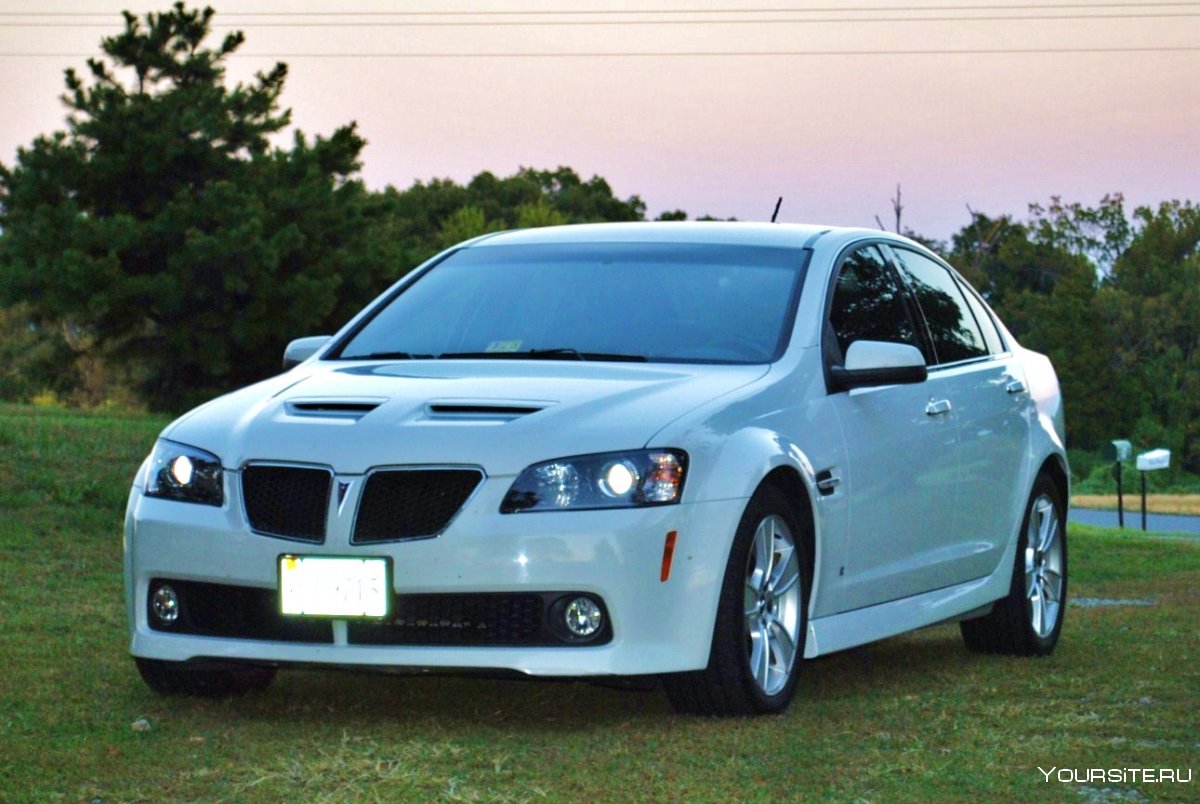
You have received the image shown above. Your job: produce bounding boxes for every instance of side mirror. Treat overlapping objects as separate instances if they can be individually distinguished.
[282,335,332,370]
[829,340,927,391]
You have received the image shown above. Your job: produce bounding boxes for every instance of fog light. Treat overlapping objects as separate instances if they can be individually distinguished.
[151,584,179,625]
[563,596,603,638]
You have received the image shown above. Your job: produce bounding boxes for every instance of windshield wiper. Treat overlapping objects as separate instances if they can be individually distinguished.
[437,348,647,362]
[569,351,648,362]
[339,351,432,361]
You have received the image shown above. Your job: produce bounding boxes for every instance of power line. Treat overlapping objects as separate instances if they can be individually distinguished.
[3,11,1199,27]
[2,2,1199,15]
[236,46,1200,55]
[3,46,1197,57]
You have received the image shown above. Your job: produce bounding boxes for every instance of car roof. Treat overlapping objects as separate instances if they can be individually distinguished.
[466,221,890,251]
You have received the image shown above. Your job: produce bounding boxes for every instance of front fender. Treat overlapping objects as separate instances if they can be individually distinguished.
[684,425,819,504]
[670,422,846,621]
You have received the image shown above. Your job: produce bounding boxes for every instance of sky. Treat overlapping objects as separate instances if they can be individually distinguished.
[0,1,1197,242]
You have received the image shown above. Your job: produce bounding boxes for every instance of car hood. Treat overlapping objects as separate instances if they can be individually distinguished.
[163,360,769,476]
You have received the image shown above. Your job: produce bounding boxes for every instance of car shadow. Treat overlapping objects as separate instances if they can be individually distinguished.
[198,624,986,729]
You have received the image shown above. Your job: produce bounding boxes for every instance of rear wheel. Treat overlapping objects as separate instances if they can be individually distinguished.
[663,484,809,715]
[135,657,276,697]
[961,474,1067,655]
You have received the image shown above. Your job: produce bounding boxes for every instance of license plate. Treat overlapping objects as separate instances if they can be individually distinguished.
[279,555,390,618]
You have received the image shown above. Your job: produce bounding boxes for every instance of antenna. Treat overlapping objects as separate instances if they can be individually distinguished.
[770,197,783,223]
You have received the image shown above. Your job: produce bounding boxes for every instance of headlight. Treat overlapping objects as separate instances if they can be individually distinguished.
[143,439,224,506]
[501,449,687,513]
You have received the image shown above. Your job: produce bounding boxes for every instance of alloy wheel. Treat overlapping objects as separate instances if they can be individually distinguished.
[1024,495,1064,638]
[743,514,802,696]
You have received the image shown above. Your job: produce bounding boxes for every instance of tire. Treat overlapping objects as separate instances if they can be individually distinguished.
[662,484,809,716]
[135,657,276,697]
[961,474,1067,656]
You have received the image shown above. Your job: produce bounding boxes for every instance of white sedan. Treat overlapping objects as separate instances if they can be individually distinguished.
[124,222,1068,715]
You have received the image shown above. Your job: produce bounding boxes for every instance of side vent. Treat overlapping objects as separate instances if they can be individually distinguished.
[425,403,544,422]
[285,399,384,421]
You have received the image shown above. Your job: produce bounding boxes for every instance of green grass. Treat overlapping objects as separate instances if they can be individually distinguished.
[2,404,1198,802]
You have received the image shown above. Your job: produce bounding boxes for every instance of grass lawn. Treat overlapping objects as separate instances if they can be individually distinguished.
[2,404,1197,802]
[1073,494,1200,517]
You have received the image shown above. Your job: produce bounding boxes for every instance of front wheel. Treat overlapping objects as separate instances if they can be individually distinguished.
[662,484,809,716]
[961,474,1067,655]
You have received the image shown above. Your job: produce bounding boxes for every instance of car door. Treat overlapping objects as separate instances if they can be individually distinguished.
[889,246,1034,580]
[824,244,961,613]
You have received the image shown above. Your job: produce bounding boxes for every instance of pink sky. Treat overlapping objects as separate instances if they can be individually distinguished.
[1,1,1197,241]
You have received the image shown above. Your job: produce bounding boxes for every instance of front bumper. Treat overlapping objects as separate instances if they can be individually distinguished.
[124,475,746,676]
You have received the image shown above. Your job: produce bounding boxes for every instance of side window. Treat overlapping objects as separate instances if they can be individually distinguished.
[956,279,1006,355]
[892,248,989,365]
[828,245,920,362]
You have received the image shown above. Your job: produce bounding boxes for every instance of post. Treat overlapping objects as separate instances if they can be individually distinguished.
[1141,471,1147,532]
[1116,461,1124,528]
[1106,440,1132,529]
[1134,448,1171,534]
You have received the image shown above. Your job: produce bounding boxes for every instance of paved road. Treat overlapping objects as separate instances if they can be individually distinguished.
[1069,507,1200,535]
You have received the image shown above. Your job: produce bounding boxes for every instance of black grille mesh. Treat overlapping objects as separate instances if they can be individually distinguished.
[242,465,331,542]
[149,581,610,648]
[347,593,543,646]
[148,579,333,643]
[353,469,483,543]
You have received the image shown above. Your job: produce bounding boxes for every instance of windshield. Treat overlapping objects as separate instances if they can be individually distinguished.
[334,242,805,364]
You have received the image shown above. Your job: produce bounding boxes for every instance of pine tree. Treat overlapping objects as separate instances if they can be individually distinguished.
[0,3,389,410]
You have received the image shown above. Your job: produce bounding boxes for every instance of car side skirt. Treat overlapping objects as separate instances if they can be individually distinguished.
[804,533,1017,658]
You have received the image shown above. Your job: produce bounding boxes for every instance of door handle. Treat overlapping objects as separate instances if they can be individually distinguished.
[925,398,952,416]
[1006,380,1027,395]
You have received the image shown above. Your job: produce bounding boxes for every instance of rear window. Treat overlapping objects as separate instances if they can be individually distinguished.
[893,248,990,365]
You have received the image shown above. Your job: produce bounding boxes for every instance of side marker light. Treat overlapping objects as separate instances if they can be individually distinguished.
[660,530,678,582]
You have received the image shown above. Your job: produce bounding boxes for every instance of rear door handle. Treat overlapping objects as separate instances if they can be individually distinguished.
[1006,380,1027,395]
[925,398,952,416]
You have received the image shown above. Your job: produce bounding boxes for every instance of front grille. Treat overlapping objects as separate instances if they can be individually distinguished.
[242,464,332,542]
[347,593,544,646]
[148,579,333,643]
[148,582,611,648]
[352,469,483,543]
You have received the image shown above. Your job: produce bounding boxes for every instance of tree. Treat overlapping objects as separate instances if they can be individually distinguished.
[1103,201,1200,472]
[1027,193,1131,278]
[435,205,502,249]
[375,166,647,266]
[459,167,643,232]
[0,305,80,403]
[948,202,1130,450]
[0,3,395,410]
[948,195,1200,471]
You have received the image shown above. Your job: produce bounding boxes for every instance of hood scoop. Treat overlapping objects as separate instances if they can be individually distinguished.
[424,402,547,422]
[284,398,385,421]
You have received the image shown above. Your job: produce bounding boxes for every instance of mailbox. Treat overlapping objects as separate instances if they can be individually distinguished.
[1104,439,1132,461]
[1135,449,1171,472]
